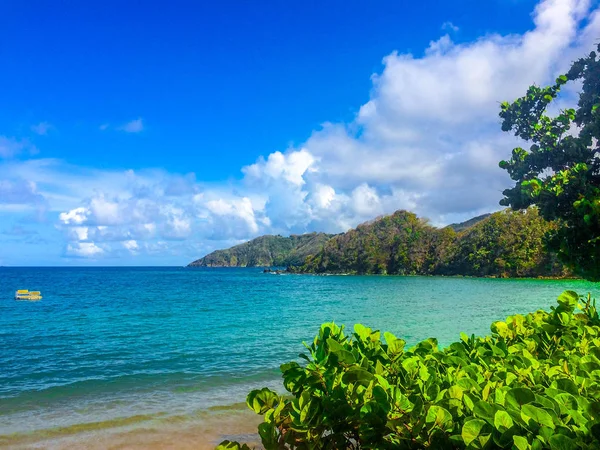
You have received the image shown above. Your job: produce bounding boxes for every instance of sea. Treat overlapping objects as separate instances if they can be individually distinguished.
[0,267,596,448]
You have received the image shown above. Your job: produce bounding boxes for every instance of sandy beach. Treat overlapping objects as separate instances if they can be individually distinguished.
[1,408,262,450]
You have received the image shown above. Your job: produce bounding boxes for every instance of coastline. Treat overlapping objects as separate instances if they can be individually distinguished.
[284,271,581,280]
[1,406,262,449]
[188,265,580,281]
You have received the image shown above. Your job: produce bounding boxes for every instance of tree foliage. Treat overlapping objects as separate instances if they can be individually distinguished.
[187,232,333,267]
[219,291,600,449]
[499,44,600,280]
[440,209,567,278]
[293,209,568,278]
[295,211,454,276]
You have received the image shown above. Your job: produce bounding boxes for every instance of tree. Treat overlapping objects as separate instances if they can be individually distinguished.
[499,44,600,280]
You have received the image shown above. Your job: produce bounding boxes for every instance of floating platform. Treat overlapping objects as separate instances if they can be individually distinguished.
[15,290,42,301]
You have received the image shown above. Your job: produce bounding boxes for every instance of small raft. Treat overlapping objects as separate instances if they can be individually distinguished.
[15,290,42,301]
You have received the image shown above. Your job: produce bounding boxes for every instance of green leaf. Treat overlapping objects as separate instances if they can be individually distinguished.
[327,337,356,365]
[554,378,578,395]
[326,337,345,352]
[548,434,578,450]
[426,405,452,429]
[521,404,555,429]
[448,385,463,400]
[216,441,252,450]
[473,401,498,424]
[384,331,405,355]
[462,418,489,446]
[553,393,578,414]
[390,387,413,411]
[494,410,514,431]
[257,422,278,447]
[354,323,374,341]
[557,291,578,312]
[513,435,530,450]
[491,321,509,337]
[342,367,374,384]
[247,388,279,414]
[505,387,536,409]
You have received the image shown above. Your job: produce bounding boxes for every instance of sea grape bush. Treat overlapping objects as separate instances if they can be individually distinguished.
[218,291,600,449]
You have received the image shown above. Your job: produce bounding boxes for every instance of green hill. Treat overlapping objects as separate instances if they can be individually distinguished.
[187,232,333,267]
[447,213,491,232]
[291,208,570,278]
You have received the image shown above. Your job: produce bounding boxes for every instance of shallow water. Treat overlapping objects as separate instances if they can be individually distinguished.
[0,267,596,447]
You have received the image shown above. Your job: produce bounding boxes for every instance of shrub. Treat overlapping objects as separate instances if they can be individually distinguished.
[218,291,600,449]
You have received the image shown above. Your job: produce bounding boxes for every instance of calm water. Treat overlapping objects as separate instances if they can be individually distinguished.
[0,267,596,442]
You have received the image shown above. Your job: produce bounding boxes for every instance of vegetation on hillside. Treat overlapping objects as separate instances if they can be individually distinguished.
[439,209,567,278]
[292,209,569,278]
[448,214,491,233]
[292,210,455,276]
[188,232,332,267]
[219,291,600,449]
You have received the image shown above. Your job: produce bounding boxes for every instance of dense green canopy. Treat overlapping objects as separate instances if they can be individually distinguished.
[294,209,568,279]
[187,232,332,267]
[499,45,600,280]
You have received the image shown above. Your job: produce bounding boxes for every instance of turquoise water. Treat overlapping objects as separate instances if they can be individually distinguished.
[0,267,596,441]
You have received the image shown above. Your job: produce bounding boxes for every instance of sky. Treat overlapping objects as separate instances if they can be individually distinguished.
[1,0,599,266]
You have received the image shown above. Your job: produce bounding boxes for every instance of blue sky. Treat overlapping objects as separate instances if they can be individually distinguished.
[1,0,598,266]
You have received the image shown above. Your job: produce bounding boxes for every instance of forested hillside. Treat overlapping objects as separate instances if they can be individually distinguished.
[291,208,570,278]
[188,232,332,267]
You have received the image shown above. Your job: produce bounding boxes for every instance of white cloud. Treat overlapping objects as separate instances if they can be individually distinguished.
[66,242,103,258]
[243,149,316,186]
[351,184,383,217]
[69,226,89,241]
[119,118,144,133]
[59,207,89,225]
[122,240,139,253]
[205,197,260,236]
[2,0,599,262]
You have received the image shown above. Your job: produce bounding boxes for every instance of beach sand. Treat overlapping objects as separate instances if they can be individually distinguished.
[1,409,263,450]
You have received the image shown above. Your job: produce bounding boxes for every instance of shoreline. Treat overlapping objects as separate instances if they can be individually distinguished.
[186,266,581,281]
[1,406,262,449]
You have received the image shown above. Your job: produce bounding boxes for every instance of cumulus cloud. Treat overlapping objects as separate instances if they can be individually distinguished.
[293,0,600,224]
[122,239,139,253]
[66,242,104,258]
[119,118,144,133]
[3,0,599,261]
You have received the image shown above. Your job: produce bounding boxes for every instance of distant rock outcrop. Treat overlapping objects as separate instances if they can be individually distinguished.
[187,232,333,267]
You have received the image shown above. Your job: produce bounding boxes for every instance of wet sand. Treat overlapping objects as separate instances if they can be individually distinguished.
[1,409,263,450]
